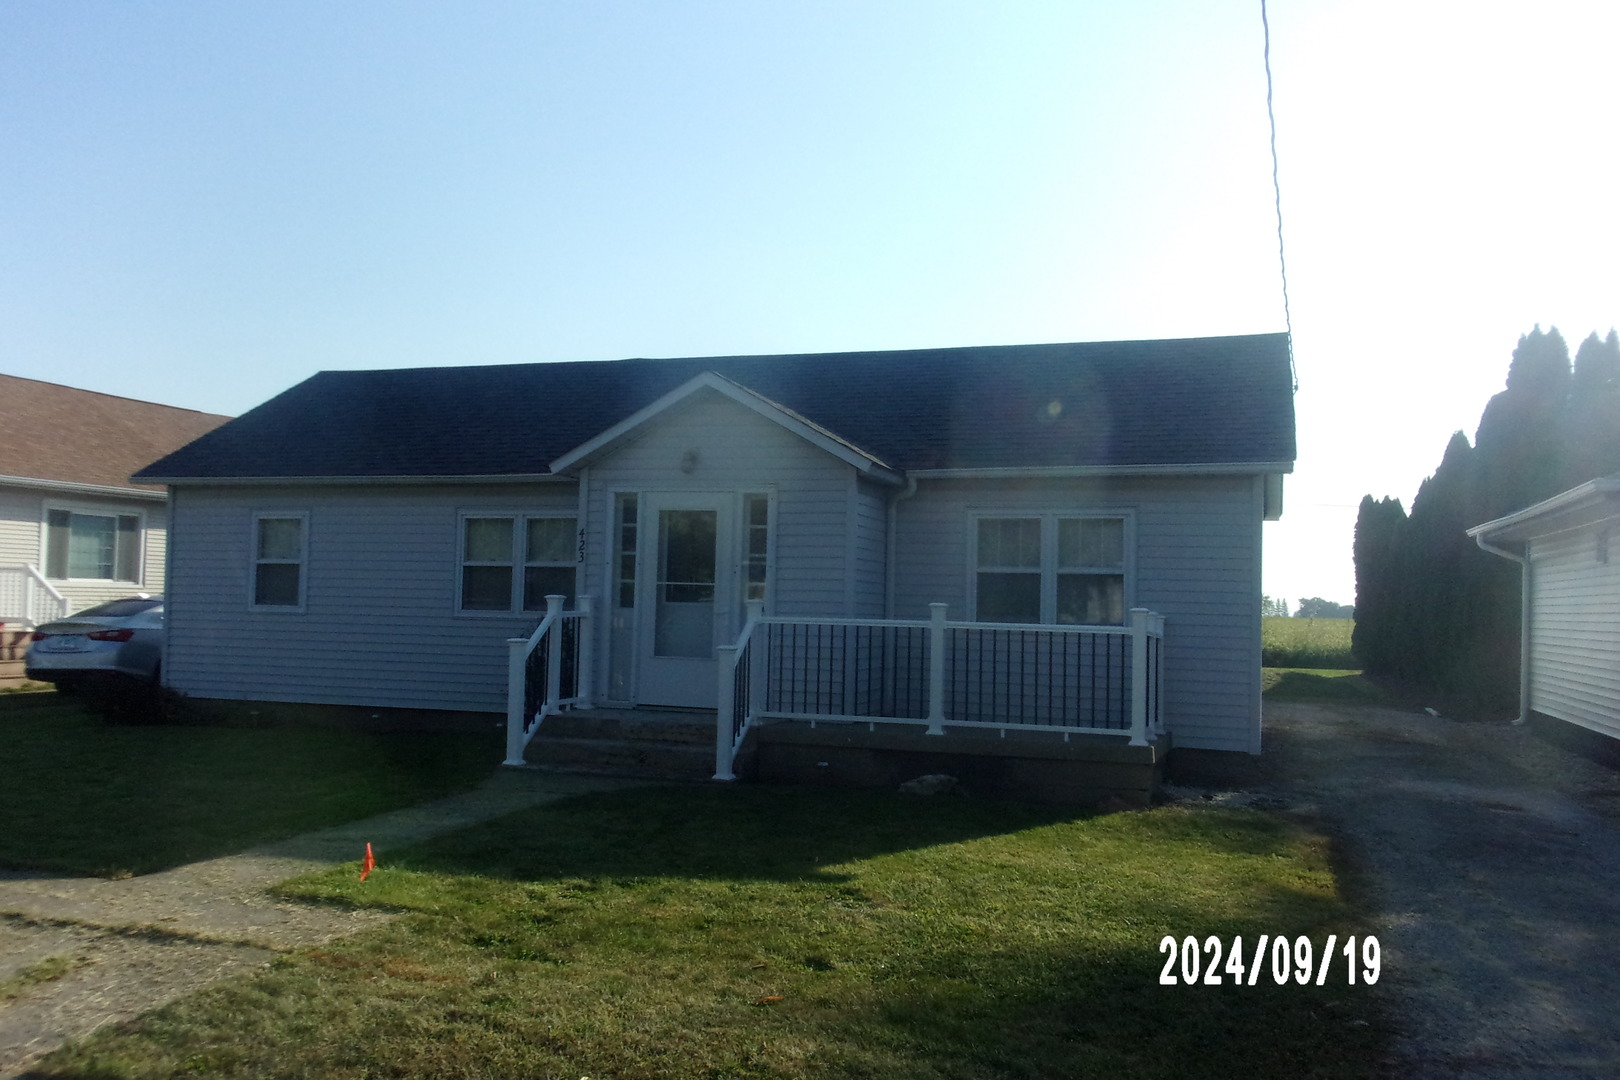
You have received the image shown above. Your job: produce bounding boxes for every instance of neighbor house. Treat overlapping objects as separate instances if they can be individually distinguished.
[1469,475,1620,740]
[0,374,229,627]
[134,335,1294,777]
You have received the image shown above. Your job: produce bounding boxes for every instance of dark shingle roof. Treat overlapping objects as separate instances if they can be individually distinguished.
[134,335,1295,481]
[0,374,231,491]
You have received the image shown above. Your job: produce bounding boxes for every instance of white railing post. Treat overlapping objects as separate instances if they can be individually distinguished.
[504,636,529,766]
[1153,613,1166,735]
[926,602,947,735]
[745,599,766,721]
[1129,607,1150,747]
[715,643,740,781]
[575,595,595,709]
[544,594,565,714]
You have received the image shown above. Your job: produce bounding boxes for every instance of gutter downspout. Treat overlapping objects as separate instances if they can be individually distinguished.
[885,476,918,619]
[1473,534,1530,726]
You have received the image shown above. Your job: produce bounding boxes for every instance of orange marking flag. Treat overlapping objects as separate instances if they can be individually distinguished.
[360,842,376,882]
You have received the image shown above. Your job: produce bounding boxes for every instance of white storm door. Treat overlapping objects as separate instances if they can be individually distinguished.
[636,493,735,708]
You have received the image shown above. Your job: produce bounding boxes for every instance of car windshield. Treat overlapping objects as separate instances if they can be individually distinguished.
[69,598,162,618]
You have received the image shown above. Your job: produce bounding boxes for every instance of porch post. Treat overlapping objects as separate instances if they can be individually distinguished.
[744,599,766,721]
[1129,607,1150,747]
[715,644,739,781]
[504,637,529,767]
[575,595,595,709]
[544,594,565,713]
[926,602,947,735]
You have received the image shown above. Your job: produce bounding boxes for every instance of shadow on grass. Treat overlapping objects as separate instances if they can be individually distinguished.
[292,783,1340,901]
[0,699,503,877]
[356,783,1088,886]
[1264,669,1388,706]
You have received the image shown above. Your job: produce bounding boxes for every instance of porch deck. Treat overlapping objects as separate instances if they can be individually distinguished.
[505,596,1170,806]
[512,707,1167,805]
[746,718,1169,806]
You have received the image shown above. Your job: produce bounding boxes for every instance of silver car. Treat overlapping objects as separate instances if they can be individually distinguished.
[25,596,164,687]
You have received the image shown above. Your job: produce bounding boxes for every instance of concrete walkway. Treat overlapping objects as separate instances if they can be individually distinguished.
[0,768,639,1078]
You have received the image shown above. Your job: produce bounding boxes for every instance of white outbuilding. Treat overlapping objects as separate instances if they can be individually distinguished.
[1469,475,1620,739]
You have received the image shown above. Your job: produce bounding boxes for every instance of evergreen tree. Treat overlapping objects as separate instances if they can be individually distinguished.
[1352,494,1408,676]
[1562,329,1620,487]
[1352,326,1620,713]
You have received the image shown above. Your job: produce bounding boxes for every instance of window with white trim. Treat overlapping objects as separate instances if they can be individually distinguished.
[253,514,307,608]
[45,508,142,581]
[459,514,578,612]
[744,493,770,603]
[974,514,1127,625]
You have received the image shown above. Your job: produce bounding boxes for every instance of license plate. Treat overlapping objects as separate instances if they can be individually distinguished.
[41,638,86,652]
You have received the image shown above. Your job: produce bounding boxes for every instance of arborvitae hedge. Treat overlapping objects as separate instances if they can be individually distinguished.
[1353,327,1620,712]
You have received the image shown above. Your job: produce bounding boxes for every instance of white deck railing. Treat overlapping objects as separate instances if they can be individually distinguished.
[504,595,594,766]
[716,601,1165,781]
[0,565,68,629]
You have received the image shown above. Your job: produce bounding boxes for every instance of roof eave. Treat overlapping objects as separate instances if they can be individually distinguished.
[1466,476,1620,546]
[137,473,572,487]
[906,461,1296,480]
[0,473,168,501]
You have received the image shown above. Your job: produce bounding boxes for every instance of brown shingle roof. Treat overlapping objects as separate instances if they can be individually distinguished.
[0,375,230,492]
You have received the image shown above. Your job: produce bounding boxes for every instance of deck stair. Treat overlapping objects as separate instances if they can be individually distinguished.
[519,707,718,781]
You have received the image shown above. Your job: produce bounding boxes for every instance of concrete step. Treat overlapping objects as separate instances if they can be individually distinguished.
[520,708,720,780]
[533,709,716,745]
[524,735,715,781]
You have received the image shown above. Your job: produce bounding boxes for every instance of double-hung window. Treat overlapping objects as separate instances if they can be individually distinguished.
[253,513,307,608]
[45,509,142,582]
[974,514,1128,625]
[460,514,578,612]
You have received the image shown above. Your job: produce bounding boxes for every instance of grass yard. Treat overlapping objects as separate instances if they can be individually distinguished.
[1263,668,1388,706]
[1262,617,1357,669]
[0,697,502,877]
[35,785,1387,1080]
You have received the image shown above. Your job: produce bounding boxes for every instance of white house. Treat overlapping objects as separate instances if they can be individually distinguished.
[134,335,1295,780]
[0,374,229,628]
[1469,475,1620,739]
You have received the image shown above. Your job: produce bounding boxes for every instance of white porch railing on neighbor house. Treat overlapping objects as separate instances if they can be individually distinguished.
[504,595,594,766]
[0,565,68,629]
[715,601,1165,781]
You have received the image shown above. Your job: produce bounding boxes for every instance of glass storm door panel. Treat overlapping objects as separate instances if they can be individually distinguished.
[635,493,734,708]
[654,509,717,658]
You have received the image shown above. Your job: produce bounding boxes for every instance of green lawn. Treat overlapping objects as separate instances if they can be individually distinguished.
[1262,617,1357,669]
[1263,668,1388,705]
[0,697,502,877]
[34,785,1387,1080]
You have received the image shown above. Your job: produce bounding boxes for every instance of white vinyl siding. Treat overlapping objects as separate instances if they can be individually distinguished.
[165,484,577,712]
[851,479,887,617]
[894,474,1263,753]
[1526,521,1620,738]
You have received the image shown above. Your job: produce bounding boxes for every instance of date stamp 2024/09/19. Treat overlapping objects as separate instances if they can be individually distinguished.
[1158,935,1381,987]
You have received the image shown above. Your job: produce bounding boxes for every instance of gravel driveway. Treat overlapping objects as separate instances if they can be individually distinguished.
[1249,701,1620,1079]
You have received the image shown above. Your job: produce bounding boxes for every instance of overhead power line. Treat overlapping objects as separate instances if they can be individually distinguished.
[1260,0,1297,393]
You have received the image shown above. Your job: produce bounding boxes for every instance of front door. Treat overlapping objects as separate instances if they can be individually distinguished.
[636,492,735,707]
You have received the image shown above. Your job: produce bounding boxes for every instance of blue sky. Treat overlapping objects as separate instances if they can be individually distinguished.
[3,1,1616,605]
